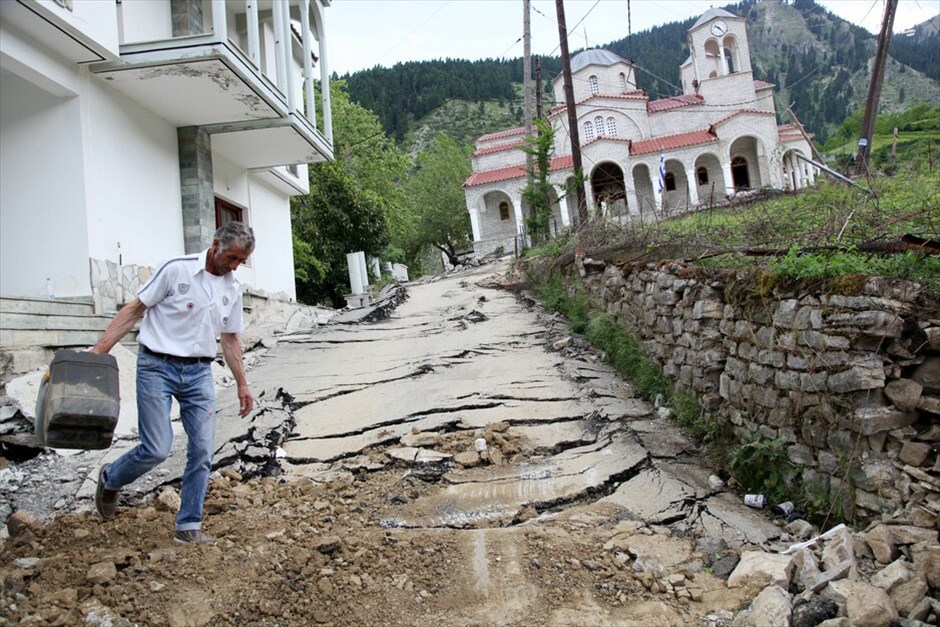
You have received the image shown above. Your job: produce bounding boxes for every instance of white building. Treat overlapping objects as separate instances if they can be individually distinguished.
[464,8,817,256]
[1,0,333,309]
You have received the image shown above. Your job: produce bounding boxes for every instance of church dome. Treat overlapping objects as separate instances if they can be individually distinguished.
[570,48,629,73]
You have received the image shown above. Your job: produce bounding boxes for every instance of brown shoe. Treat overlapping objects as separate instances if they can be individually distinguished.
[95,464,119,520]
[173,529,216,545]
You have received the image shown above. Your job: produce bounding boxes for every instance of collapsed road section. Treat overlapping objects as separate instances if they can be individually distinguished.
[3,261,935,626]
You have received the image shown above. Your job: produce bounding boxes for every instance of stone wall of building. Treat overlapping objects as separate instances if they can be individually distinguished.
[551,254,939,524]
[89,258,153,315]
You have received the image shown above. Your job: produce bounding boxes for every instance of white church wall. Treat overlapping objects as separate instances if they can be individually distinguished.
[473,148,526,171]
[697,72,757,106]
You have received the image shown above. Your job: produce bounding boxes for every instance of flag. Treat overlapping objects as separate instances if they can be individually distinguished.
[657,151,666,194]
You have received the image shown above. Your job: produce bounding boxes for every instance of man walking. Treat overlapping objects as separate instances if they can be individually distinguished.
[91,222,256,544]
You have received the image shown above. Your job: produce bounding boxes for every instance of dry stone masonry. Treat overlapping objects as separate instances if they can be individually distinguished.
[557,253,939,525]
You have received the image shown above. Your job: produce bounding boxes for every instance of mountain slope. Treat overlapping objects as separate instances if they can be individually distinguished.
[342,0,940,150]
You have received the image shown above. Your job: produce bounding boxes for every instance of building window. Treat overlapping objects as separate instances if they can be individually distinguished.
[215,197,244,229]
[594,116,604,136]
[619,72,627,92]
[606,117,617,137]
[664,172,676,192]
[696,167,709,185]
[583,121,595,142]
[498,201,511,221]
[588,75,599,95]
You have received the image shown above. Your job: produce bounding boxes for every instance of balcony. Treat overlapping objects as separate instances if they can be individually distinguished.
[90,0,333,169]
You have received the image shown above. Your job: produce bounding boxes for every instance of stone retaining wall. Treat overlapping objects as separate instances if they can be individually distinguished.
[552,253,939,524]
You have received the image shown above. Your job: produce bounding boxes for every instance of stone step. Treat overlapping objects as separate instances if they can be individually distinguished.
[0,296,142,350]
[0,296,96,317]
[0,328,108,349]
[0,311,113,332]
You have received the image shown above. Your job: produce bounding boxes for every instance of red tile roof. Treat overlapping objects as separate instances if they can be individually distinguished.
[547,103,568,119]
[463,155,574,188]
[754,80,775,90]
[630,129,718,156]
[476,127,527,143]
[647,94,704,113]
[473,142,524,157]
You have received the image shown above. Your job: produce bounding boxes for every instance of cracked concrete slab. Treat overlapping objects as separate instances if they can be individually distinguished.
[380,434,648,529]
[2,258,787,564]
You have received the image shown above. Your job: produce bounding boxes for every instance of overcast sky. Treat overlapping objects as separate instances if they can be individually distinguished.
[326,0,938,76]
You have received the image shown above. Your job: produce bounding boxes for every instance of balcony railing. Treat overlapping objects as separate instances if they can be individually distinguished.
[111,0,332,144]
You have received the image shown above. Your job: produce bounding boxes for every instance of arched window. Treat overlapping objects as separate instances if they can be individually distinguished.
[618,72,627,92]
[696,166,709,185]
[724,48,736,73]
[588,75,599,95]
[498,201,511,221]
[583,121,595,142]
[664,172,676,192]
[606,117,617,137]
[594,116,604,136]
[709,70,718,79]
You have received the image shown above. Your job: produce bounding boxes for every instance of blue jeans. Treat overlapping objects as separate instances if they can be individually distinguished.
[102,350,216,531]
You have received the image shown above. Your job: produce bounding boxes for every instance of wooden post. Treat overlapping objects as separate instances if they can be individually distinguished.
[555,0,588,225]
[856,0,898,174]
[523,0,533,188]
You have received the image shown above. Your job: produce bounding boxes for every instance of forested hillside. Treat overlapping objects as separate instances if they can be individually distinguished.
[341,0,939,148]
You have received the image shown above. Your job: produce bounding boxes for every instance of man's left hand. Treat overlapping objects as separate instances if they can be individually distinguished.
[237,384,254,417]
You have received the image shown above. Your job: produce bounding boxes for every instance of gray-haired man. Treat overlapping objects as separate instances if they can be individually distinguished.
[90,222,255,544]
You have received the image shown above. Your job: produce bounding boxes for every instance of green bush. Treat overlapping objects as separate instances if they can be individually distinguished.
[727,435,793,504]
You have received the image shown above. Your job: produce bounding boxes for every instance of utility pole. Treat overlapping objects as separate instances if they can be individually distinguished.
[555,0,588,225]
[535,55,543,120]
[523,0,534,188]
[856,0,898,175]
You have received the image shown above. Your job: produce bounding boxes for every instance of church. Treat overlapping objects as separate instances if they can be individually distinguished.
[463,8,817,256]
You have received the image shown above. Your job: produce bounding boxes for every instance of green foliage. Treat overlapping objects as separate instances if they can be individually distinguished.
[727,435,793,503]
[292,81,410,305]
[401,134,473,268]
[770,248,940,293]
[524,229,574,260]
[291,233,324,283]
[823,103,940,154]
[291,160,388,307]
[521,118,557,246]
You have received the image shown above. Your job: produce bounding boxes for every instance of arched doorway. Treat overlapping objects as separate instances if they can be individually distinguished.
[731,156,750,190]
[591,162,627,221]
[693,153,726,205]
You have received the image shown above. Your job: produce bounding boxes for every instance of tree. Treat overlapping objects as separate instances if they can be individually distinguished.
[403,134,472,268]
[292,161,388,307]
[291,81,407,306]
[520,118,556,245]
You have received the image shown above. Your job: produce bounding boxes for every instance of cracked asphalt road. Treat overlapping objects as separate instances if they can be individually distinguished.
[1,260,785,625]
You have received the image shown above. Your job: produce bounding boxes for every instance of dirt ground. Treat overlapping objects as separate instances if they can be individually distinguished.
[1,433,763,627]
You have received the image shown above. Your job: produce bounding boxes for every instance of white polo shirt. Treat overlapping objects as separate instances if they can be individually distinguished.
[136,249,245,358]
